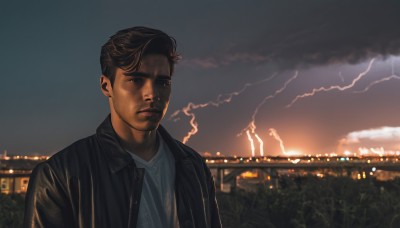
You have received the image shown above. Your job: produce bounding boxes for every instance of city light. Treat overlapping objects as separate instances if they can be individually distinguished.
[3,152,400,195]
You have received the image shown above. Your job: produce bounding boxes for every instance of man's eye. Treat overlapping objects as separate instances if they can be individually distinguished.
[156,79,171,86]
[129,77,144,84]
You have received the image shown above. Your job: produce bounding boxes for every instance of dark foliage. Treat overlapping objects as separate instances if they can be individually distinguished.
[2,176,400,228]
[0,194,24,228]
[217,176,400,228]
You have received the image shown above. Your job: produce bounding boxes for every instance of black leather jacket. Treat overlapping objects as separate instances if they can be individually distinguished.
[23,116,221,228]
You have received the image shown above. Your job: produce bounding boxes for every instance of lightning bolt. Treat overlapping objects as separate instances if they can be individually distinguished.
[354,59,400,93]
[338,71,345,83]
[286,58,376,108]
[244,131,264,157]
[240,71,299,157]
[242,71,299,133]
[268,128,286,154]
[242,122,264,157]
[354,75,400,93]
[246,130,256,157]
[254,134,264,157]
[171,73,277,144]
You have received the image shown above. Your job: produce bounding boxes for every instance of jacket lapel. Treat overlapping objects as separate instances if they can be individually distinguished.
[158,125,208,228]
[95,115,133,173]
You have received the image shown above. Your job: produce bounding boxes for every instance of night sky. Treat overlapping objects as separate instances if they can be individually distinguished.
[2,0,400,157]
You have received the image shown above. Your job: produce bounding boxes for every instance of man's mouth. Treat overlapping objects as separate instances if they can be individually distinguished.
[138,108,162,113]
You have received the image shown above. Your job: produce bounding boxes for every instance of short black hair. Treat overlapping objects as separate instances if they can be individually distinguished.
[100,26,180,84]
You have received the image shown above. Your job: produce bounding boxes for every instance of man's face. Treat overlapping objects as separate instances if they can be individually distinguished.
[105,54,171,131]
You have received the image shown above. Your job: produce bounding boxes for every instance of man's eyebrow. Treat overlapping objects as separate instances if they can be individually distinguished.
[124,72,171,78]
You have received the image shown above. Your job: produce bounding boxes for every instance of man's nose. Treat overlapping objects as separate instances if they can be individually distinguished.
[143,80,159,101]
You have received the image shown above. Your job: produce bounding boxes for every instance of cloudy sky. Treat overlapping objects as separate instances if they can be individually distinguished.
[1,0,400,157]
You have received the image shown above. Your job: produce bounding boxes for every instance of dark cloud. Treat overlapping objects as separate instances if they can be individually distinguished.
[2,0,400,156]
[186,0,400,69]
[266,1,400,66]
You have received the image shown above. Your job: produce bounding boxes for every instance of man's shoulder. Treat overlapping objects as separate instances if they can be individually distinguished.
[44,134,100,172]
[53,134,98,158]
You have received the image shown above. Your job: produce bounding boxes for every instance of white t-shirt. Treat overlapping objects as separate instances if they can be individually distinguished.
[128,134,180,228]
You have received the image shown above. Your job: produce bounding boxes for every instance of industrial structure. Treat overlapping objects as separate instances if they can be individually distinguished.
[1,152,400,194]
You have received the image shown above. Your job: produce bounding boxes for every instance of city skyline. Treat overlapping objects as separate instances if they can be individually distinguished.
[1,1,400,157]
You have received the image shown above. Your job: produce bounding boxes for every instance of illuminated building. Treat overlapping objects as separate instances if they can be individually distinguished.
[0,155,48,194]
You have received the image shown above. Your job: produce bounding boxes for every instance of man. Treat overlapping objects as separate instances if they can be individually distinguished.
[23,26,221,228]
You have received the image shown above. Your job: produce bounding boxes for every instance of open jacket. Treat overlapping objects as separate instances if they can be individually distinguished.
[23,116,221,228]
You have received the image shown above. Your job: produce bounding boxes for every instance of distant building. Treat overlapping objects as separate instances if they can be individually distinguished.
[3,155,400,194]
[0,155,48,194]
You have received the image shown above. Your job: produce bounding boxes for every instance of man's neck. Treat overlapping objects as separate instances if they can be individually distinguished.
[111,116,159,161]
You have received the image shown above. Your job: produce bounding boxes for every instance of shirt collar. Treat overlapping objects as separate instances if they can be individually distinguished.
[96,115,190,173]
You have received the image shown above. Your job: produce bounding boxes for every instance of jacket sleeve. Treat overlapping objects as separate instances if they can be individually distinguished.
[23,162,74,228]
[204,162,222,228]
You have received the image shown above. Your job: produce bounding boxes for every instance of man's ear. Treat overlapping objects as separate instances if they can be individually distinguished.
[100,75,112,97]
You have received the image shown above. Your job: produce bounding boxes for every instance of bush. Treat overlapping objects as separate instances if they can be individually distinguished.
[216,176,400,228]
[0,194,24,228]
[3,176,400,228]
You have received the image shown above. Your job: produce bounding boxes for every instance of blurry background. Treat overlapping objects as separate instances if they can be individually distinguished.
[1,0,400,157]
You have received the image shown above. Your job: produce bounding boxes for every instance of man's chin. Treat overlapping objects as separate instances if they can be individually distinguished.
[134,123,160,132]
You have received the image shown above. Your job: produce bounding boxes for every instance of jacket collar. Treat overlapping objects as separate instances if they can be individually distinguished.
[157,124,190,161]
[96,115,190,173]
